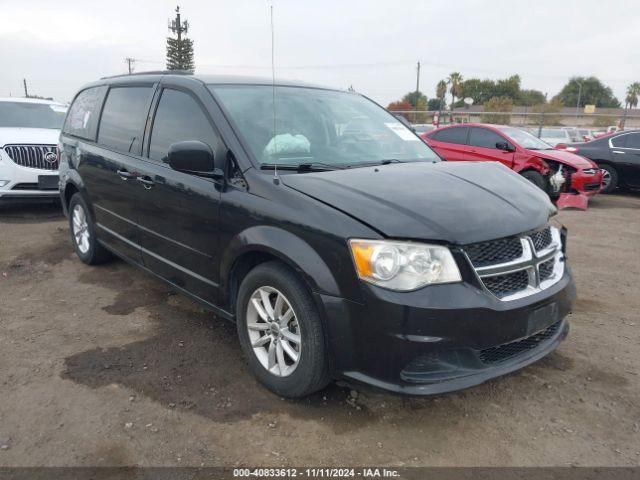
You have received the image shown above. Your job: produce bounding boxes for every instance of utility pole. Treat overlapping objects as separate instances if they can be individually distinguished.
[169,6,188,43]
[575,81,583,122]
[125,57,136,74]
[23,79,28,98]
[414,61,421,123]
[538,92,548,138]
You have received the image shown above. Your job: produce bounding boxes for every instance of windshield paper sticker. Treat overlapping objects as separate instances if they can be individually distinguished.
[385,123,419,141]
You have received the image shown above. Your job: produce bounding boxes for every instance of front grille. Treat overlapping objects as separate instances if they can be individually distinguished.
[483,270,529,298]
[465,237,523,268]
[539,258,555,281]
[3,145,58,171]
[530,227,552,252]
[463,225,564,301]
[478,321,561,364]
[584,183,600,191]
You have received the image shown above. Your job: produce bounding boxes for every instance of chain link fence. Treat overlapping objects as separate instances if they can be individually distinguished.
[392,110,640,130]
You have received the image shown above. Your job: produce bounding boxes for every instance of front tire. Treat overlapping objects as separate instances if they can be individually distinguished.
[599,164,618,194]
[236,261,330,397]
[68,193,111,265]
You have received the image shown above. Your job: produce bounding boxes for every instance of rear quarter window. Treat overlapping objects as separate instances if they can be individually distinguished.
[63,86,107,140]
[610,135,627,148]
[626,133,640,149]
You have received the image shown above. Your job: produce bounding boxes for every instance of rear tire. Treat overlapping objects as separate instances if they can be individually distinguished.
[68,193,111,265]
[236,261,330,397]
[599,164,618,194]
[521,170,546,191]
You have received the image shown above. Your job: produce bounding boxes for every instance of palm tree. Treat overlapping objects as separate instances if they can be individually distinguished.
[626,82,640,109]
[447,72,463,112]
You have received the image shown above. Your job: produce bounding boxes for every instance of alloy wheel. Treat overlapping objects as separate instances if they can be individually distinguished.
[72,204,90,254]
[246,286,301,377]
[601,169,611,189]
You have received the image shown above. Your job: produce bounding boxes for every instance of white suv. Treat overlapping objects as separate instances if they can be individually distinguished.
[0,97,67,204]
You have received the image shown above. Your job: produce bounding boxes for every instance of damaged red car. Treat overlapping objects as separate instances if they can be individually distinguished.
[421,124,603,206]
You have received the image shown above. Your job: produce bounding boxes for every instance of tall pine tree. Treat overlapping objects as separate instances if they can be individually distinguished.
[166,6,194,72]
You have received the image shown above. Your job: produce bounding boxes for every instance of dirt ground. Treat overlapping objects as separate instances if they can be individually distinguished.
[0,193,639,467]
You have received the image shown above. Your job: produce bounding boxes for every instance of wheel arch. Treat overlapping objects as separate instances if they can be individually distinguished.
[220,226,341,314]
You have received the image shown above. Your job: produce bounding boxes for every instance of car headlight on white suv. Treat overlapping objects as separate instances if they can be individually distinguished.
[349,239,462,291]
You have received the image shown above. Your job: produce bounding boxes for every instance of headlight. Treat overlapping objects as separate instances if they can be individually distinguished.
[349,239,462,291]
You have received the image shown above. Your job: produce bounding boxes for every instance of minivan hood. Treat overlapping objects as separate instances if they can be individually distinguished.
[0,128,60,147]
[282,162,555,245]
[529,148,596,169]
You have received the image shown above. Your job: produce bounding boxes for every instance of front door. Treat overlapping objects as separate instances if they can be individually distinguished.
[135,87,223,305]
[466,127,515,168]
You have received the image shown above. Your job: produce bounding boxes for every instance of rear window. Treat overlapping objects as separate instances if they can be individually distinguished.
[0,101,67,129]
[431,127,468,145]
[63,86,107,139]
[98,87,153,154]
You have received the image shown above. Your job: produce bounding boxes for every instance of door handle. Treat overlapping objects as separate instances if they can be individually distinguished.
[612,150,625,154]
[117,169,137,180]
[136,176,155,189]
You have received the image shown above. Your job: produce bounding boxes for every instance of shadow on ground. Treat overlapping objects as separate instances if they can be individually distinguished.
[0,202,64,224]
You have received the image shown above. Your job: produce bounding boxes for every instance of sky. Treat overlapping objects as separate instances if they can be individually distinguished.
[1,0,639,106]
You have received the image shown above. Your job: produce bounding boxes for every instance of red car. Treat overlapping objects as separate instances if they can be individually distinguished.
[421,124,603,199]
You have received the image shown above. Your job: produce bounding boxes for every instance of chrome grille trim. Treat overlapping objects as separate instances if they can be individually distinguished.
[463,226,565,301]
[2,144,59,171]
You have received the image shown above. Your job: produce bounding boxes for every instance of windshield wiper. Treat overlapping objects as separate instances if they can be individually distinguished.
[260,162,344,172]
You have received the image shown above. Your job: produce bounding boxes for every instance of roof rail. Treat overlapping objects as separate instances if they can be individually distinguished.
[99,70,193,80]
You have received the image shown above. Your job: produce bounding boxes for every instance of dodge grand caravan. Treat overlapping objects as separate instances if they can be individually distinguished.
[58,73,576,397]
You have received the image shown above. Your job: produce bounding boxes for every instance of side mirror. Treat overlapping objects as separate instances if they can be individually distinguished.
[167,141,224,179]
[496,141,514,152]
[393,114,416,132]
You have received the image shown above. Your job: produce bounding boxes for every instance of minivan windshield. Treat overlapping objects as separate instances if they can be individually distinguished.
[209,85,440,169]
[496,126,554,150]
[0,101,67,129]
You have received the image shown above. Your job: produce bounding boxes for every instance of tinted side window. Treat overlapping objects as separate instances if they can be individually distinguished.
[432,127,468,144]
[148,89,218,163]
[625,133,640,149]
[469,128,506,149]
[98,87,152,154]
[611,134,627,148]
[63,86,107,140]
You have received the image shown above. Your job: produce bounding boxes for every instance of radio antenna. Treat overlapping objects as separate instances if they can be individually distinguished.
[270,5,279,185]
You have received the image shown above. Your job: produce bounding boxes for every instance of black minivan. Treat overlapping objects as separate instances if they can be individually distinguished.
[58,73,576,397]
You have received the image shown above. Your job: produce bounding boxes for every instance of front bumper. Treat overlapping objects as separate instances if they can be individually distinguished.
[570,169,602,196]
[318,267,575,395]
[0,153,59,203]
